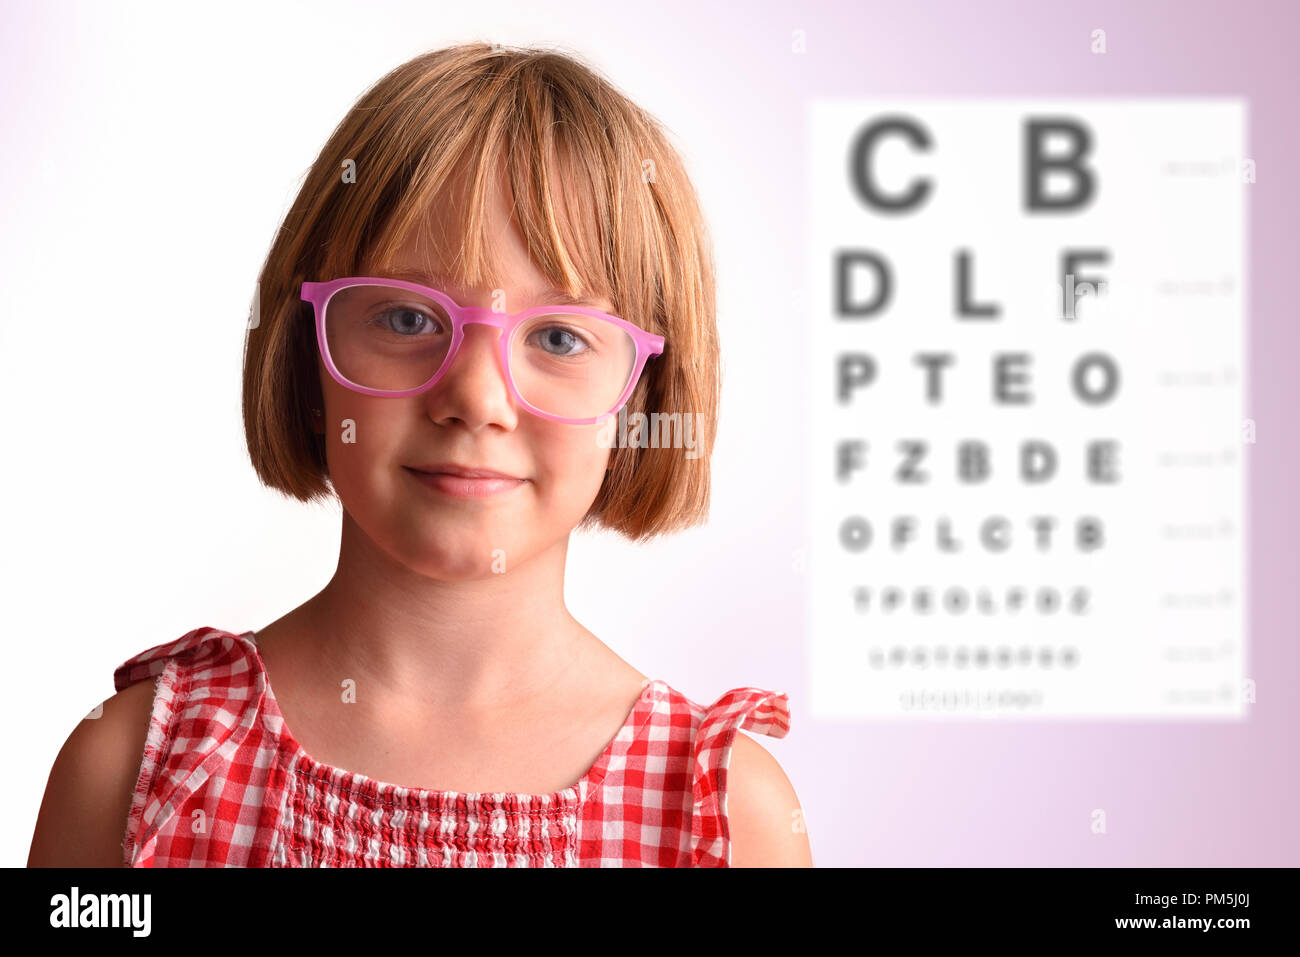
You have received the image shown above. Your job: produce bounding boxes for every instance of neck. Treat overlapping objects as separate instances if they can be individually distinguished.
[288,511,587,719]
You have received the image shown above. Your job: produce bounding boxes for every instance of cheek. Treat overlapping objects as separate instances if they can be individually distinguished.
[318,403,403,497]
[531,428,611,508]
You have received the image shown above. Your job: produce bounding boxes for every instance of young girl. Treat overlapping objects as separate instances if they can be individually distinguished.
[28,43,808,868]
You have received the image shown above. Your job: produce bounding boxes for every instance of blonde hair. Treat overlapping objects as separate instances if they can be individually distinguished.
[241,43,719,542]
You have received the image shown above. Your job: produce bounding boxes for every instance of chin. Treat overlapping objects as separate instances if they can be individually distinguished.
[392,526,526,579]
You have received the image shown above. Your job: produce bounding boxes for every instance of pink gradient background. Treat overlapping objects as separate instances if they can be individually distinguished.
[757,0,1298,866]
[2,0,1295,867]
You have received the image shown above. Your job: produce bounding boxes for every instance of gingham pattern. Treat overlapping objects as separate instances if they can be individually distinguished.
[113,627,790,867]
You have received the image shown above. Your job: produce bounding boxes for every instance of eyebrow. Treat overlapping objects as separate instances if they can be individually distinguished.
[377,267,606,308]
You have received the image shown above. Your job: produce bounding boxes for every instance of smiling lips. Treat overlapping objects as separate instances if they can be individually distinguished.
[405,464,528,499]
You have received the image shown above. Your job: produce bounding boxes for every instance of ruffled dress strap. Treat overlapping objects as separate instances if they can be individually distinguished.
[689,686,790,867]
[112,626,264,867]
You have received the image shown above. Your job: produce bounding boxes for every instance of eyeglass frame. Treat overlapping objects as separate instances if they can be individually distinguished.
[300,276,666,425]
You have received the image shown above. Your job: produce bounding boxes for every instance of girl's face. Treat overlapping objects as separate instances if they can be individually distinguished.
[315,191,615,581]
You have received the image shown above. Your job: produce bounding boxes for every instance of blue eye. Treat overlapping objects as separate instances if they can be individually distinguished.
[529,324,592,357]
[372,307,446,336]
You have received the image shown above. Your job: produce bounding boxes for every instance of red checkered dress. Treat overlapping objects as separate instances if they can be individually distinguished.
[113,627,791,867]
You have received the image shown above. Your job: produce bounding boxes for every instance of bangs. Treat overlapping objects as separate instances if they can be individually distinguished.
[342,67,635,321]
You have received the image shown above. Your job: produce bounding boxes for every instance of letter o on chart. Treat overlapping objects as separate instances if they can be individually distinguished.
[839,516,872,552]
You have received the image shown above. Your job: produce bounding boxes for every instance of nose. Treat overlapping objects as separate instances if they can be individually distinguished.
[423,322,519,430]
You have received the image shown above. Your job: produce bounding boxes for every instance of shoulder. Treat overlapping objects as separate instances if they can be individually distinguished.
[29,626,259,868]
[726,731,813,867]
[28,678,159,867]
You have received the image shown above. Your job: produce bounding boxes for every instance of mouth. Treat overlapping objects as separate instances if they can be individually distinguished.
[404,465,528,499]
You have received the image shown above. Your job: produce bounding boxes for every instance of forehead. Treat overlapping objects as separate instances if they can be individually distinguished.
[373,263,610,311]
[372,233,611,311]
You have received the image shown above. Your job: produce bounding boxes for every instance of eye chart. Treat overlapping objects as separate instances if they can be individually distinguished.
[806,100,1247,719]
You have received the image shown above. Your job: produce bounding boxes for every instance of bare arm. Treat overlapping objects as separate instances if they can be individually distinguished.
[28,678,157,867]
[726,731,814,867]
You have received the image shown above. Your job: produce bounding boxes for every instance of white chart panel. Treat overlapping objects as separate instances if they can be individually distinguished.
[806,99,1246,719]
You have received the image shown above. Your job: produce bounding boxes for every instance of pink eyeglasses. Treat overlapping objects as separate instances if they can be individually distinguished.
[301,277,665,425]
